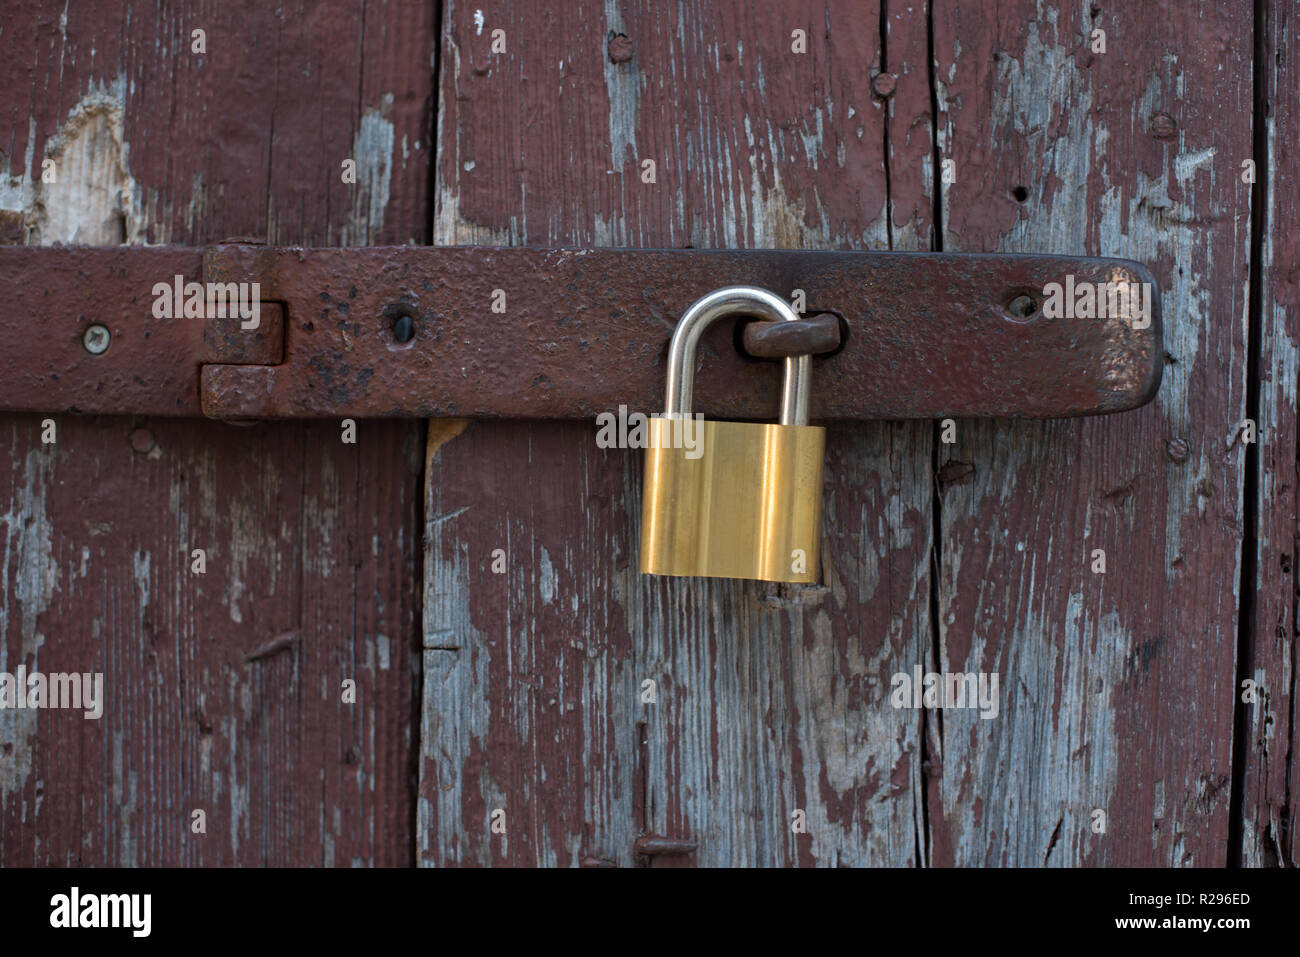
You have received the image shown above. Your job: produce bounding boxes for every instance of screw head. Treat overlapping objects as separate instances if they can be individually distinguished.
[83,324,111,354]
[1165,437,1190,463]
[871,72,897,98]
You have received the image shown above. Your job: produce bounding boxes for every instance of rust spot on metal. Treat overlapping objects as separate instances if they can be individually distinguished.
[743,311,841,358]
[202,303,285,365]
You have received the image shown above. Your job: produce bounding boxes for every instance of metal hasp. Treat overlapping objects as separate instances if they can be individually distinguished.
[640,287,827,583]
[0,245,1162,420]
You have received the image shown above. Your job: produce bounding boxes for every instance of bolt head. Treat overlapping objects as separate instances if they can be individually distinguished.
[83,324,111,354]
[129,428,157,454]
[608,33,633,63]
[1150,112,1177,139]
[872,72,897,98]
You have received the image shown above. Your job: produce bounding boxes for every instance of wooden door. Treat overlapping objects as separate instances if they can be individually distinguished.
[416,0,1292,867]
[2,0,1294,868]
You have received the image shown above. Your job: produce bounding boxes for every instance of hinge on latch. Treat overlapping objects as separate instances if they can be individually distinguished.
[200,242,287,418]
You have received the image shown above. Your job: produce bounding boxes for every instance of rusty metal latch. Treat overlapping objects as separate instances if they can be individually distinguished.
[0,244,1161,420]
[633,834,699,858]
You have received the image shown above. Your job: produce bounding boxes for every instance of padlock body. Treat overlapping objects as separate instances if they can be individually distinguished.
[639,416,825,582]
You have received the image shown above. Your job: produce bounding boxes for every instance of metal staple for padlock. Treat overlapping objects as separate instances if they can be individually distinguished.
[741,311,841,359]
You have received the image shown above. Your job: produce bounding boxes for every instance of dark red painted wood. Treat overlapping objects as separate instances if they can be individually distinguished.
[928,0,1252,865]
[1241,0,1298,867]
[417,0,938,866]
[0,0,1289,870]
[0,0,432,865]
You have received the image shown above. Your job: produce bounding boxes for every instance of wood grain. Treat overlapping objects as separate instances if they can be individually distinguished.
[1,0,1286,870]
[419,0,937,866]
[0,1,432,865]
[1241,0,1298,868]
[929,0,1252,865]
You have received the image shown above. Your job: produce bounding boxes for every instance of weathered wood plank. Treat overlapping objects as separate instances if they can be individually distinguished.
[1241,0,1298,868]
[928,0,1251,865]
[419,0,937,866]
[0,1,432,865]
[420,420,644,866]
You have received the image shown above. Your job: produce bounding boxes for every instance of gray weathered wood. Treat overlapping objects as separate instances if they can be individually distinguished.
[928,0,1251,865]
[0,0,431,865]
[418,0,937,865]
[1240,0,1298,868]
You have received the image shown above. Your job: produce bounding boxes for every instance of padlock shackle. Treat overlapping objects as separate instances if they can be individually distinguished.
[663,286,811,425]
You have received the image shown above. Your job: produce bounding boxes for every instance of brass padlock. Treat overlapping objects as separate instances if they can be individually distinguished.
[639,286,825,583]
